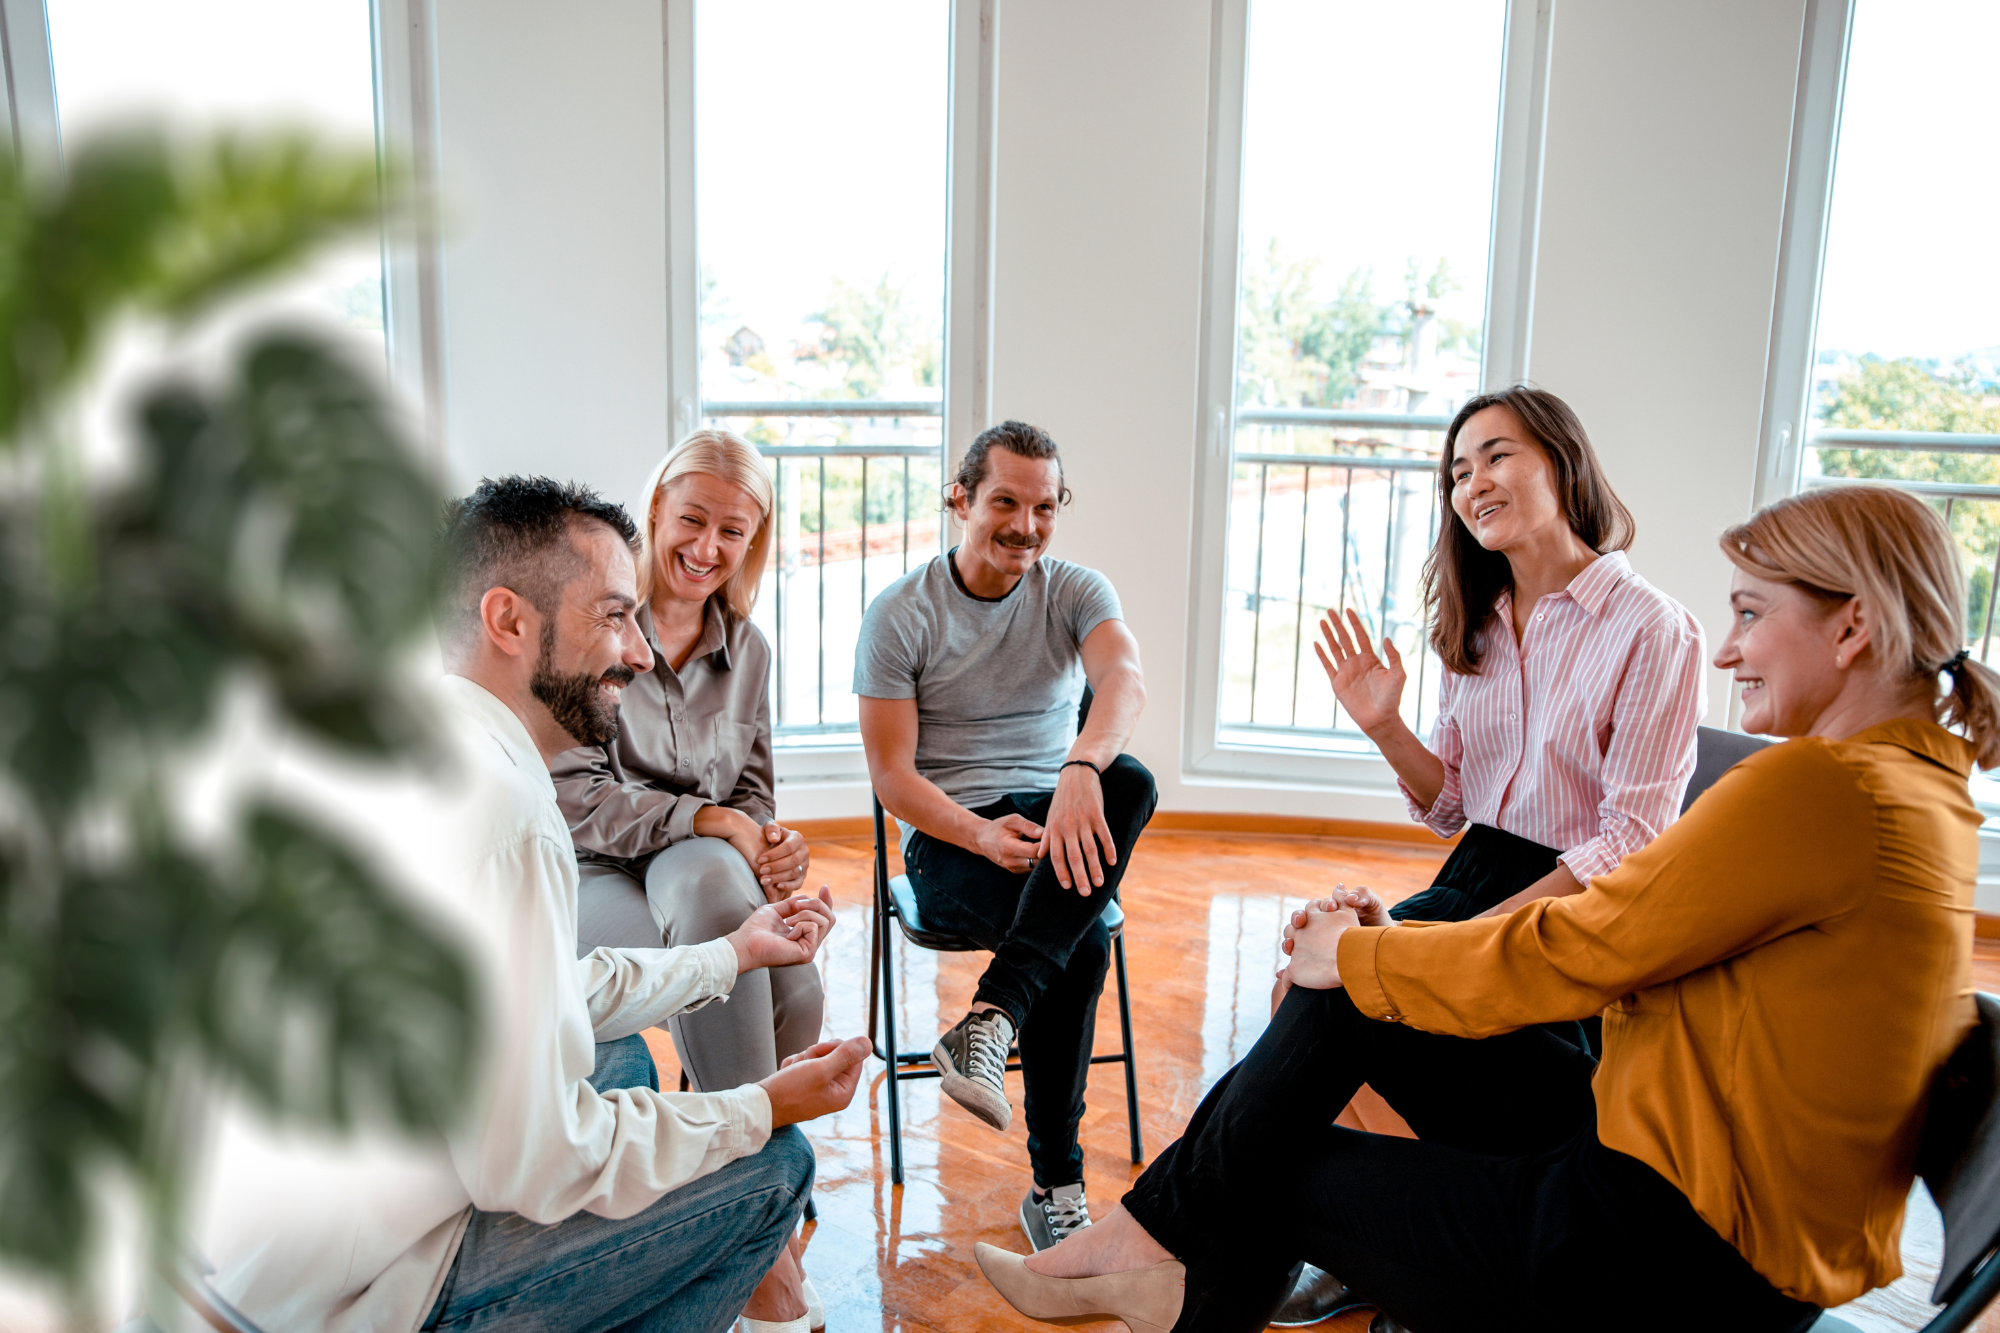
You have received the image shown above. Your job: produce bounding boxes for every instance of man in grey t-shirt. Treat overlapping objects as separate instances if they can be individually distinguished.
[856,420,1156,1253]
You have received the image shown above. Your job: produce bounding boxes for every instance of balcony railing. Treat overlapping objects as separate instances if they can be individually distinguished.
[704,400,944,745]
[1220,410,1449,753]
[1805,425,2000,665]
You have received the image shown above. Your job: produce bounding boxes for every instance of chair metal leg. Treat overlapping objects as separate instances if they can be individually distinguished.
[1113,930,1143,1163]
[879,884,906,1187]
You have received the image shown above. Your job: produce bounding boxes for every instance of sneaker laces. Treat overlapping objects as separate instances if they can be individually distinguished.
[966,1011,1013,1086]
[1043,1185,1091,1241]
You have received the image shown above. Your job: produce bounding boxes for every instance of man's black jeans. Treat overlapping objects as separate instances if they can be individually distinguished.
[904,754,1158,1189]
[1122,984,1821,1333]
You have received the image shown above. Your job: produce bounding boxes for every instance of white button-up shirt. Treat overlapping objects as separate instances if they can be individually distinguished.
[204,676,772,1333]
[1403,551,1707,883]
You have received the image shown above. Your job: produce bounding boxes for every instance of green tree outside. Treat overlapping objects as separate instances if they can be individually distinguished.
[1816,356,2000,641]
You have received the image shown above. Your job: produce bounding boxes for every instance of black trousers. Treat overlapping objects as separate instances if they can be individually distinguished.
[905,753,1158,1189]
[1121,985,1820,1333]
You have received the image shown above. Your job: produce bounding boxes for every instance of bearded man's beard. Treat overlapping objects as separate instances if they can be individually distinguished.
[530,620,635,745]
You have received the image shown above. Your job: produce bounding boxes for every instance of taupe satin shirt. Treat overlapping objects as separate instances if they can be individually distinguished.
[552,598,775,865]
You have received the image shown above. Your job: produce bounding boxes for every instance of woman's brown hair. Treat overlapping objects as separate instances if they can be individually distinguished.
[1422,386,1636,673]
[1721,485,2000,768]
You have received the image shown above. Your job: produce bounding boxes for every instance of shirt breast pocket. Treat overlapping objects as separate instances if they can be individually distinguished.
[708,717,760,797]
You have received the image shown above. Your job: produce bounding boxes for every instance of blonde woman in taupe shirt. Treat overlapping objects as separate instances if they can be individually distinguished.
[552,430,823,1094]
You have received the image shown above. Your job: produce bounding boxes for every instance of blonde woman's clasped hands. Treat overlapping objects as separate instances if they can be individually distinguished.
[1271,883,1394,1011]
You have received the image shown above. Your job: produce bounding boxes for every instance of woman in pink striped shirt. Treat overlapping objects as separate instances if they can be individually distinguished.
[1318,386,1706,935]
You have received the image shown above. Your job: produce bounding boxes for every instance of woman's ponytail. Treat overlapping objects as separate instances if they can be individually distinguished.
[1943,652,2000,770]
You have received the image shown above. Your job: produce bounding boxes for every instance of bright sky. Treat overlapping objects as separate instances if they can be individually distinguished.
[39,0,1990,373]
[43,0,384,341]
[695,0,949,374]
[1814,0,2000,362]
[1238,0,1506,331]
[44,0,375,137]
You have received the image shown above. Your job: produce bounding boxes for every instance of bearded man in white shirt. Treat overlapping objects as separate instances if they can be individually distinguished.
[203,476,867,1333]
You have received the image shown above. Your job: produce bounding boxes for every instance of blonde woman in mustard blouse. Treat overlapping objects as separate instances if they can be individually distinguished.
[976,484,1995,1333]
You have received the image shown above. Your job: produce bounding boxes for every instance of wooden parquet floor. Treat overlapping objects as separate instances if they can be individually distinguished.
[641,830,2000,1333]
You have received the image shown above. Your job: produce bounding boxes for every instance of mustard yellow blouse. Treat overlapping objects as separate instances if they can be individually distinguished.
[1339,719,1982,1307]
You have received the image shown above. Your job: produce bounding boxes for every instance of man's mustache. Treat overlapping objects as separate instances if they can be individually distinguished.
[994,533,1043,550]
[600,664,638,688]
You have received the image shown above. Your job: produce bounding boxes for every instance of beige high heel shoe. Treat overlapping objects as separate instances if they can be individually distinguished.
[973,1242,1186,1332]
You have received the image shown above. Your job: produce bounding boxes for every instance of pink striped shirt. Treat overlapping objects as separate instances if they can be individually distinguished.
[1402,551,1707,883]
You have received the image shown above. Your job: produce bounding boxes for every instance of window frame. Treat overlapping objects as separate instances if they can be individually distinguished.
[1181,0,1554,788]
[661,0,988,769]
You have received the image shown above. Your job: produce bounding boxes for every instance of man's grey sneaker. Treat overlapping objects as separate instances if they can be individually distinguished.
[1019,1182,1092,1252]
[1270,1263,1363,1326]
[933,1008,1014,1130]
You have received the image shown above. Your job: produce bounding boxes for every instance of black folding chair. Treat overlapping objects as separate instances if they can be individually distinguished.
[1682,725,1773,813]
[1813,992,2000,1333]
[866,795,1142,1186]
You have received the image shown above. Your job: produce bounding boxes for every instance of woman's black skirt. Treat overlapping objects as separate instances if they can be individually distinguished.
[1388,823,1599,1055]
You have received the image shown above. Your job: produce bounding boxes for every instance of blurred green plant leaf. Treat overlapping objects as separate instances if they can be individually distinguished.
[0,132,384,444]
[0,128,468,1297]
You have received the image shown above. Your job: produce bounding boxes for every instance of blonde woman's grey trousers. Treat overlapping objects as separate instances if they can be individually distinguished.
[575,836,825,1092]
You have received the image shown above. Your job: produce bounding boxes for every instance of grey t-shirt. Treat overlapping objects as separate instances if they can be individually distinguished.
[854,551,1124,843]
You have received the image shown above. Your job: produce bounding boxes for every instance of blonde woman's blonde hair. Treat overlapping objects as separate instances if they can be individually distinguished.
[635,429,776,621]
[1720,484,2000,767]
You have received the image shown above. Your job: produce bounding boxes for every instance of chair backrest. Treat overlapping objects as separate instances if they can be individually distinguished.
[1680,726,1773,814]
[1919,992,2000,1304]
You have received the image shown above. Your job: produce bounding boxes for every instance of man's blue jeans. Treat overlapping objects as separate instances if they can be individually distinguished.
[422,1034,811,1332]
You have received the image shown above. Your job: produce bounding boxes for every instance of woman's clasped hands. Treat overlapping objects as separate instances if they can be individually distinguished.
[1273,884,1392,1004]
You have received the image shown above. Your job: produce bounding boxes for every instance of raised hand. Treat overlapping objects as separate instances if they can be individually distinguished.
[725,887,837,972]
[1314,608,1407,738]
[975,812,1045,873]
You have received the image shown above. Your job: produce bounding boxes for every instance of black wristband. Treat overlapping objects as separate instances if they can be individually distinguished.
[1060,759,1101,777]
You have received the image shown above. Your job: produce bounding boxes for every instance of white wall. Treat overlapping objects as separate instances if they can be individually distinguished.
[1529,0,1806,727]
[433,0,672,503]
[424,0,1814,823]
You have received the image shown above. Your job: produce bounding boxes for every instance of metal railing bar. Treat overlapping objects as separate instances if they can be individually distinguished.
[773,460,787,729]
[1804,476,2000,501]
[816,459,826,726]
[902,456,912,575]
[1983,536,2000,664]
[1223,720,1372,740]
[1335,468,1353,730]
[860,456,870,628]
[771,722,866,736]
[1289,468,1313,728]
[751,444,939,458]
[1416,485,1438,737]
[1249,463,1270,725]
[1377,474,1397,655]
[1808,428,2000,453]
[1237,408,1454,431]
[706,399,943,418]
[1234,451,1439,472]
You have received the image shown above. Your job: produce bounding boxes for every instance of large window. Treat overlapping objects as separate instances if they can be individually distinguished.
[1800,0,2000,662]
[694,0,949,746]
[44,0,387,366]
[1214,0,1509,757]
